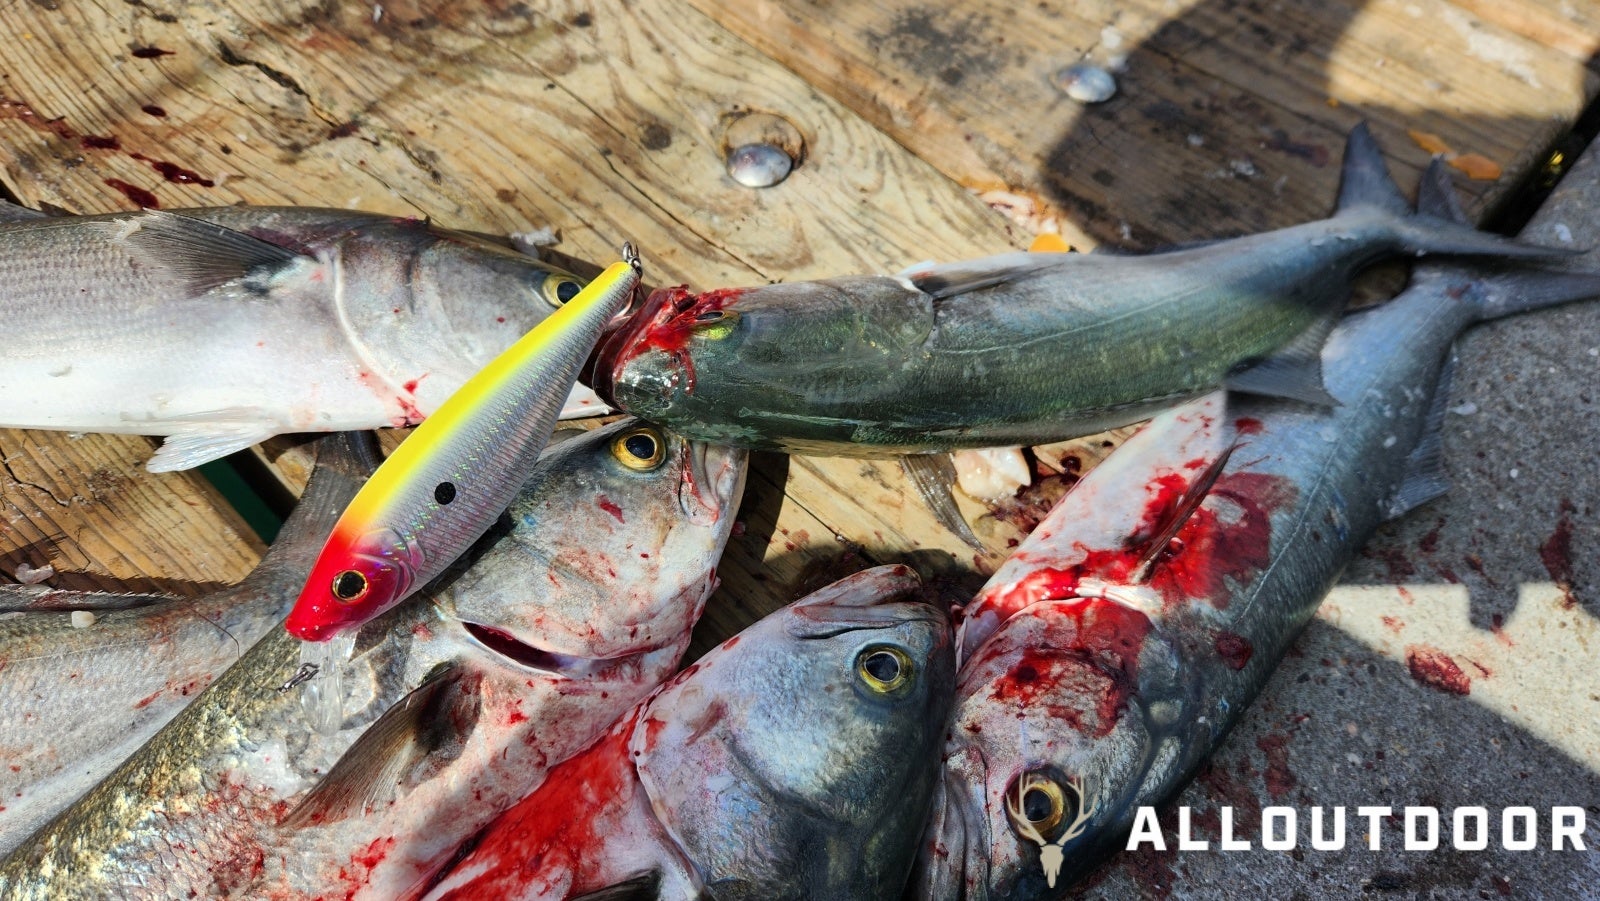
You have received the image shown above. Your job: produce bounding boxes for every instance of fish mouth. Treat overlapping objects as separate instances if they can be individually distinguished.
[678,439,748,527]
[460,621,641,679]
[590,284,679,407]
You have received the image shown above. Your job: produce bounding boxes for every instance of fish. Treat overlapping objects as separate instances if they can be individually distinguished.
[284,252,640,650]
[0,201,612,473]
[0,431,374,856]
[594,124,1565,458]
[911,161,1600,900]
[418,564,955,901]
[0,418,745,900]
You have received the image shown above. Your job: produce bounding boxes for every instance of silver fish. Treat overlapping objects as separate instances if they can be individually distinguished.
[595,124,1563,457]
[914,162,1600,899]
[0,431,373,855]
[0,202,608,472]
[0,419,746,900]
[420,564,955,901]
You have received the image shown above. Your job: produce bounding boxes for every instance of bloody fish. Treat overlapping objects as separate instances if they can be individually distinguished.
[912,161,1600,899]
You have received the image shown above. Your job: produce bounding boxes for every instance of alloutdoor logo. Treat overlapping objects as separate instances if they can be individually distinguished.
[1124,805,1591,852]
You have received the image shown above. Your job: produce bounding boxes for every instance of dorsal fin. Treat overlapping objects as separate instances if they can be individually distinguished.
[1416,157,1469,225]
[1131,443,1237,582]
[1335,121,1409,218]
[280,661,479,828]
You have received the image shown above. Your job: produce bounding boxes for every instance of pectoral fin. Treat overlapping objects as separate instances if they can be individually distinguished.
[111,210,317,297]
[900,455,984,549]
[1223,319,1340,407]
[147,420,282,472]
[904,252,1066,299]
[1132,443,1237,582]
[280,662,481,828]
[1384,358,1454,520]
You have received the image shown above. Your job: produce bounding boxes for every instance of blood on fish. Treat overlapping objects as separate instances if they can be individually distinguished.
[597,496,625,524]
[429,721,638,899]
[1214,631,1253,670]
[602,285,745,392]
[984,599,1152,737]
[1234,417,1263,435]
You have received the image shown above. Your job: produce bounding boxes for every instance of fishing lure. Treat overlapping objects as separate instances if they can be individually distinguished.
[284,246,642,645]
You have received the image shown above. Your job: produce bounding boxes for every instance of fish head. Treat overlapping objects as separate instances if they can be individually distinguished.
[286,524,421,642]
[634,564,956,898]
[442,416,747,665]
[919,597,1186,900]
[340,223,594,416]
[591,284,749,423]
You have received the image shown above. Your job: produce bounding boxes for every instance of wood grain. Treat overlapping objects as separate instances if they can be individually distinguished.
[690,0,1600,246]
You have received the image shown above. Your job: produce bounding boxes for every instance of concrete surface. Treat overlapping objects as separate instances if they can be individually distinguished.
[1080,141,1600,898]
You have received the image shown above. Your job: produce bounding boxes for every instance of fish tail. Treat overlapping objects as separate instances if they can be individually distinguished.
[242,432,382,592]
[1408,158,1600,322]
[1335,123,1572,262]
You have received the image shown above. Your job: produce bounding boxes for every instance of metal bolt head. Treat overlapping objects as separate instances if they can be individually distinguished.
[1054,64,1117,103]
[726,142,794,188]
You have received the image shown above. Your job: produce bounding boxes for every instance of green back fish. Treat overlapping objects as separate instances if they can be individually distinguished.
[596,124,1565,456]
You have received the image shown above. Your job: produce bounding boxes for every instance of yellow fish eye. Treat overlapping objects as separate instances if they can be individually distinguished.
[613,426,667,471]
[540,275,585,307]
[691,309,739,340]
[331,570,369,604]
[1007,773,1068,837]
[856,645,913,693]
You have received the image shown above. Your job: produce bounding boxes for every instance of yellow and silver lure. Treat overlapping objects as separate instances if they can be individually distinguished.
[286,246,642,646]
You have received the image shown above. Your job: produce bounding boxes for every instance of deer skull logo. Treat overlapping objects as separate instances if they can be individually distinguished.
[1006,773,1101,889]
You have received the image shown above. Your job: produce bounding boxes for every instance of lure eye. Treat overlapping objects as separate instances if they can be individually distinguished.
[691,309,739,340]
[1005,772,1072,838]
[612,426,666,471]
[856,645,913,694]
[331,570,369,604]
[541,275,585,307]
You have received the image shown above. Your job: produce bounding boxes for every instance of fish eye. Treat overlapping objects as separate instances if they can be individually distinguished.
[612,426,666,471]
[691,309,739,340]
[1005,772,1070,837]
[331,570,369,604]
[540,275,585,307]
[855,645,913,693]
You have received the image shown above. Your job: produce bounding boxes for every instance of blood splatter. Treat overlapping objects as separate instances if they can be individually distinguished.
[1255,732,1296,800]
[131,47,175,58]
[1539,498,1576,607]
[105,179,159,208]
[141,104,168,117]
[130,152,214,186]
[81,134,121,150]
[1405,645,1470,695]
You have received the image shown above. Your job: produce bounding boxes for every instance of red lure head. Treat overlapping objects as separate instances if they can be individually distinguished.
[285,527,418,642]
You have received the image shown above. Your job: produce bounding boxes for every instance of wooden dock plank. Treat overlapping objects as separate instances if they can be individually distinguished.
[691,0,1600,246]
